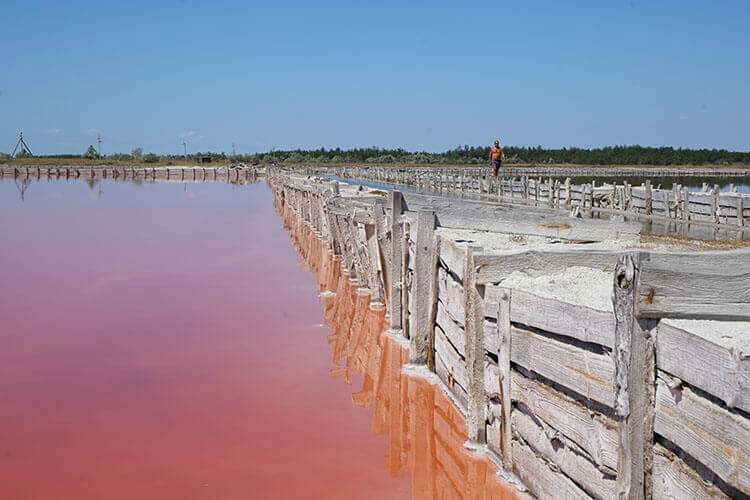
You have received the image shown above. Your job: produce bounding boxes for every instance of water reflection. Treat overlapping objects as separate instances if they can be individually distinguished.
[276,193,517,500]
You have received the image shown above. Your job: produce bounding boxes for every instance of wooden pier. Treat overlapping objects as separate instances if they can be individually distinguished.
[269,166,749,500]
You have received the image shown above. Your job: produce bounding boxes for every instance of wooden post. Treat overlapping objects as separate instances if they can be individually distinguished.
[464,246,486,444]
[565,178,571,209]
[681,187,689,223]
[613,253,655,500]
[645,180,652,215]
[497,288,512,467]
[411,211,436,365]
[738,195,744,227]
[713,184,720,224]
[389,191,404,332]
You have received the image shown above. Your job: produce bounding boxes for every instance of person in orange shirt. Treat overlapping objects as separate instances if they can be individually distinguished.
[489,140,506,177]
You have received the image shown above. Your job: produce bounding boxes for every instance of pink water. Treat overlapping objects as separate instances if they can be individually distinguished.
[0,178,513,499]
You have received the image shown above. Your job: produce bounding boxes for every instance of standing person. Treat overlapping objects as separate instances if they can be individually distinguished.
[489,140,506,177]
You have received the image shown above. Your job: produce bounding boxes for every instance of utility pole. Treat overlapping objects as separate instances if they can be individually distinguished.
[232,143,236,156]
[97,135,102,157]
[11,131,33,157]
[183,141,187,156]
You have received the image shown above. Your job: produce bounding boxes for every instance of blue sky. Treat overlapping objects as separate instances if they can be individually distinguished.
[2,0,749,155]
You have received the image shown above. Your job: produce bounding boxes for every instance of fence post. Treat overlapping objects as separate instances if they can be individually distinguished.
[464,246,486,444]
[389,191,404,333]
[411,210,437,365]
[497,288,512,467]
[613,252,655,500]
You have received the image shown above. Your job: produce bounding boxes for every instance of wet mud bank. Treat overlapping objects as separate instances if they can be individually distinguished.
[269,167,749,499]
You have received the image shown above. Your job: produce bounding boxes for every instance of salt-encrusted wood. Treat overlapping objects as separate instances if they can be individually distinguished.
[435,326,468,391]
[496,288,512,467]
[438,237,467,282]
[511,325,615,407]
[510,370,618,471]
[411,211,436,365]
[464,246,486,443]
[654,375,750,495]
[484,287,615,348]
[389,190,403,331]
[437,267,466,327]
[613,253,655,500]
[637,248,750,321]
[652,443,730,500]
[656,321,749,413]
[511,407,616,499]
[435,301,466,359]
[474,249,619,284]
[511,438,590,500]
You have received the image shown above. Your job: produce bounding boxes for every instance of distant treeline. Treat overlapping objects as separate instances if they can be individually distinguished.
[3,145,749,166]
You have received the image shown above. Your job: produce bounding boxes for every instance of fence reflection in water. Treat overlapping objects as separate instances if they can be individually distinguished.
[277,193,518,500]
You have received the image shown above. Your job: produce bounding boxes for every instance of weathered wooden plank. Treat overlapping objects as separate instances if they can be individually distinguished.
[437,266,466,327]
[401,191,640,242]
[435,326,468,389]
[435,301,466,358]
[637,248,750,321]
[512,407,616,499]
[511,439,591,500]
[435,342,469,409]
[654,376,750,495]
[656,321,750,413]
[484,287,615,348]
[613,253,655,500]
[411,211,436,365]
[511,370,619,472]
[389,191,403,331]
[652,443,730,500]
[474,249,619,284]
[511,325,615,407]
[496,288,512,467]
[464,246,486,443]
[437,237,467,282]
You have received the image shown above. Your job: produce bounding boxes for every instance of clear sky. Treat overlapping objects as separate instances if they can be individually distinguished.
[2,0,749,155]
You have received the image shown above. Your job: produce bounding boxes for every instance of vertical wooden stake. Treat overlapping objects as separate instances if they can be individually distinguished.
[411,211,436,365]
[389,191,404,332]
[645,180,652,215]
[738,195,744,227]
[464,246,486,444]
[613,252,655,500]
[713,184,720,224]
[497,288,512,468]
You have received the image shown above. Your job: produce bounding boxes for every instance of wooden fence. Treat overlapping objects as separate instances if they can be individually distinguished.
[0,165,263,184]
[294,165,749,231]
[269,167,749,499]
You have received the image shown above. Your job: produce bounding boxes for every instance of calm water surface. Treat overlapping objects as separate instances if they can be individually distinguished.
[0,179,415,499]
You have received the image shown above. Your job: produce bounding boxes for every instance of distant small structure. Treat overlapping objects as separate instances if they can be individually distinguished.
[195,155,212,164]
[11,131,33,157]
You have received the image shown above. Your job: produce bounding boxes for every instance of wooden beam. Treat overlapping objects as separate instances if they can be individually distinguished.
[636,248,750,321]
[612,253,655,500]
[474,249,618,285]
[389,191,404,331]
[411,210,436,365]
[464,246,486,443]
[496,289,512,468]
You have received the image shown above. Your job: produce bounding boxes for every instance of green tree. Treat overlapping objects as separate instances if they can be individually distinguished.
[131,148,143,160]
[84,145,99,159]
